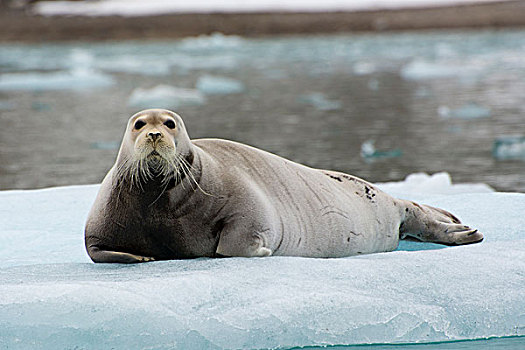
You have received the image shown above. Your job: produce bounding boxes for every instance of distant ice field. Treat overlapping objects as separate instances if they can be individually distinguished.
[33,0,512,17]
[0,173,523,349]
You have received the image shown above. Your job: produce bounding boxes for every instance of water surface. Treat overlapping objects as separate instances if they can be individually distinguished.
[1,30,524,191]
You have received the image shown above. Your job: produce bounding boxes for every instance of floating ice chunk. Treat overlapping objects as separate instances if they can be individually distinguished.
[196,75,245,95]
[68,48,94,70]
[178,32,245,50]
[299,93,342,111]
[0,69,114,91]
[0,46,78,71]
[453,103,491,119]
[127,84,206,109]
[493,135,525,160]
[376,172,494,197]
[438,105,451,117]
[353,61,375,75]
[96,57,170,76]
[361,139,402,162]
[439,102,491,120]
[401,60,476,81]
[435,43,455,58]
[367,78,379,90]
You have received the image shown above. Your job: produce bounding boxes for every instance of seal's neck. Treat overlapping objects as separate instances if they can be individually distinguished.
[146,151,196,194]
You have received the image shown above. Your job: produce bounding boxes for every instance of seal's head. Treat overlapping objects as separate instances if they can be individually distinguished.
[115,109,192,188]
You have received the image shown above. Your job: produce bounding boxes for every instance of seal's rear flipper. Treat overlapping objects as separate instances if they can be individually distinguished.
[399,200,484,246]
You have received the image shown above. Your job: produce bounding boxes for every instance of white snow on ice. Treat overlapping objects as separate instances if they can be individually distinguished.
[376,172,494,197]
[0,172,523,348]
[33,0,511,17]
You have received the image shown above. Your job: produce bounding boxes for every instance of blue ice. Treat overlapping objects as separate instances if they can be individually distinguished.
[361,140,402,162]
[493,136,525,160]
[0,174,523,349]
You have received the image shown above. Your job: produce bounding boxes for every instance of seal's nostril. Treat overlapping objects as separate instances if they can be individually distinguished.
[148,132,162,141]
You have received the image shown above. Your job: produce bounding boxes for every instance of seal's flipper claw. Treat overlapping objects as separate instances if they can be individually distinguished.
[400,200,483,246]
[438,226,484,246]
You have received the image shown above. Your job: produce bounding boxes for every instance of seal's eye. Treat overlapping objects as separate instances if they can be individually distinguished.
[134,120,146,130]
[164,120,176,129]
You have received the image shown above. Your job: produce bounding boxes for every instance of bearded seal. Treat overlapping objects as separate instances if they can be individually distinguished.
[85,109,483,263]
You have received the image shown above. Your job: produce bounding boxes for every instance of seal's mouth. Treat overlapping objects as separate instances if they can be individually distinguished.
[147,150,164,167]
[145,149,173,177]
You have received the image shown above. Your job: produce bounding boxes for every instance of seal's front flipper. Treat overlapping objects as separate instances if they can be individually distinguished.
[87,246,155,263]
[399,200,484,246]
[216,234,273,257]
[215,223,273,258]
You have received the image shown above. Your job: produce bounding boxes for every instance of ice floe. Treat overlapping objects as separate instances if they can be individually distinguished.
[376,172,494,197]
[96,57,171,76]
[361,139,402,162]
[196,75,245,95]
[353,61,376,75]
[0,69,114,91]
[0,173,523,348]
[127,85,206,109]
[299,92,342,111]
[438,102,491,120]
[400,59,480,81]
[493,136,525,161]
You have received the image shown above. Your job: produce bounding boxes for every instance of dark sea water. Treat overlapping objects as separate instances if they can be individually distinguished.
[1,30,524,191]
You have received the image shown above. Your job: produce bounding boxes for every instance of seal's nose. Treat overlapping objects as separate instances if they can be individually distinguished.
[148,131,162,141]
